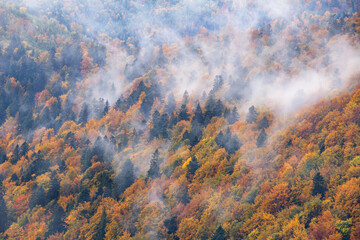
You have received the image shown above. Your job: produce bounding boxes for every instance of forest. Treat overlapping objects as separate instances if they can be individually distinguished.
[0,0,360,239]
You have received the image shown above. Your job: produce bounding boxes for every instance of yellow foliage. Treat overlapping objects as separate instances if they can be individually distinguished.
[177,217,199,240]
[182,158,192,169]
[281,218,307,240]
[35,172,51,190]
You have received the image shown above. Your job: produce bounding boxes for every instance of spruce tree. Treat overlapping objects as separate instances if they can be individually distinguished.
[0,193,8,233]
[0,150,6,165]
[311,172,327,198]
[164,216,178,235]
[29,185,46,208]
[149,110,161,140]
[115,95,127,112]
[147,149,161,180]
[204,95,216,125]
[95,208,107,240]
[258,116,269,129]
[182,91,189,105]
[11,144,20,164]
[102,100,109,117]
[46,172,60,202]
[214,99,224,117]
[78,187,90,203]
[178,104,189,121]
[256,129,267,147]
[210,75,224,94]
[212,226,226,240]
[114,159,135,198]
[47,203,65,236]
[20,142,29,157]
[78,103,89,124]
[227,107,239,124]
[194,103,204,125]
[246,105,258,123]
[186,156,199,179]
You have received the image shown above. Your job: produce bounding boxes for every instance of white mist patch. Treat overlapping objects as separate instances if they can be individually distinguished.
[14,0,357,120]
[247,36,360,116]
[248,70,333,115]
[83,47,131,105]
[328,36,360,83]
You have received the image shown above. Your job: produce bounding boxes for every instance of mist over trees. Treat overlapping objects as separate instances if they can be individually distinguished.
[0,0,359,239]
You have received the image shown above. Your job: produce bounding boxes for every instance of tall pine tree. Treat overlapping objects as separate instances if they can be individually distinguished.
[212,226,226,240]
[256,129,267,147]
[147,149,161,180]
[78,103,89,124]
[0,192,8,233]
[186,156,199,179]
[246,105,258,123]
[95,208,107,240]
[311,172,327,199]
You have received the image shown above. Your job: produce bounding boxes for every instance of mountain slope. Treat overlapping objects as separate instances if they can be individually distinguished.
[0,1,360,240]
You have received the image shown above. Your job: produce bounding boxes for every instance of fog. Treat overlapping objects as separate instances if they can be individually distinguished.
[1,0,360,238]
[5,0,358,119]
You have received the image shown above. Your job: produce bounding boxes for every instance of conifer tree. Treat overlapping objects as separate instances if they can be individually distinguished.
[95,208,107,240]
[149,110,161,140]
[186,156,199,179]
[46,172,60,202]
[114,159,135,198]
[102,100,109,117]
[246,105,258,123]
[115,95,127,112]
[29,185,46,208]
[11,144,20,164]
[78,103,89,123]
[20,142,29,157]
[182,90,189,105]
[0,150,6,165]
[47,203,65,236]
[212,226,226,240]
[256,129,267,147]
[311,172,327,198]
[178,104,189,121]
[164,216,178,235]
[194,103,204,125]
[258,116,269,129]
[147,149,161,180]
[227,106,239,124]
[0,192,8,233]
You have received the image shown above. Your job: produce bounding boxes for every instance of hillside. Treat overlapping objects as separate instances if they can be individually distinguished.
[0,0,360,239]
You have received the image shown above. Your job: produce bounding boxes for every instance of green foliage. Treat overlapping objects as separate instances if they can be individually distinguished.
[78,103,89,124]
[0,193,8,233]
[215,129,241,154]
[311,172,327,199]
[47,203,66,236]
[212,226,227,240]
[95,208,107,240]
[147,149,161,180]
[0,1,358,239]
[186,156,199,179]
[164,216,178,235]
[336,219,352,240]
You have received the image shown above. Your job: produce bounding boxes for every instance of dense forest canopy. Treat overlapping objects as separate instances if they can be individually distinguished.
[0,0,360,239]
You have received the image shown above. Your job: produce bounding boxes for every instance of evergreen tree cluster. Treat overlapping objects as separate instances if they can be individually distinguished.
[215,128,242,154]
